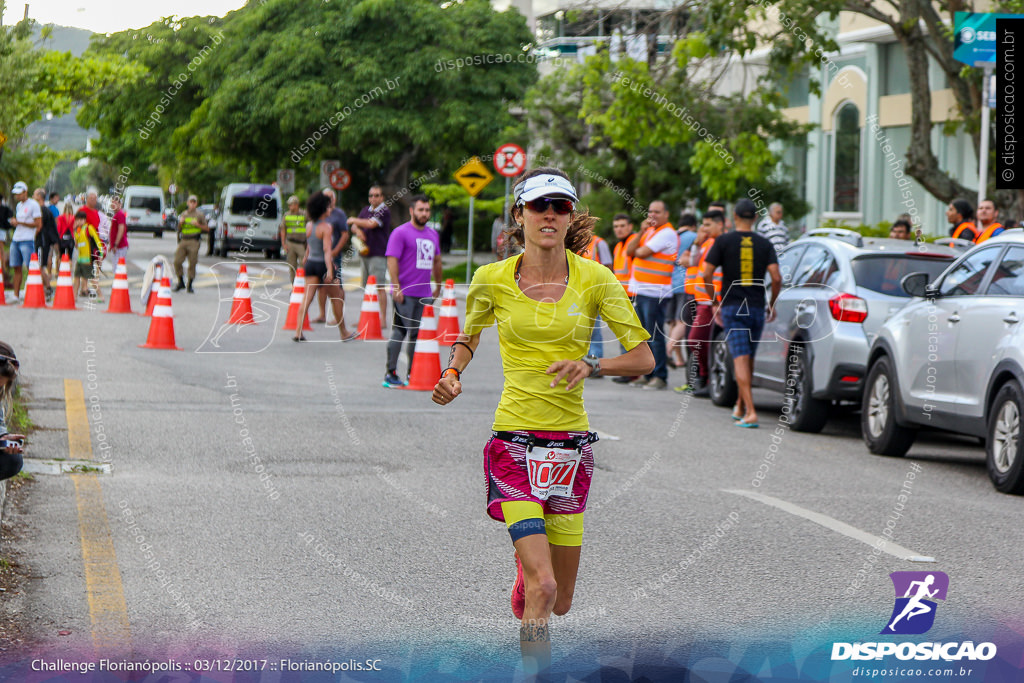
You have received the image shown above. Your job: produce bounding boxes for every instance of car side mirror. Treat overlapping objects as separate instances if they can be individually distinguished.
[901,272,932,298]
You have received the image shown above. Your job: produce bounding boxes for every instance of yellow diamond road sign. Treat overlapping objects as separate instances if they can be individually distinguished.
[454,157,494,197]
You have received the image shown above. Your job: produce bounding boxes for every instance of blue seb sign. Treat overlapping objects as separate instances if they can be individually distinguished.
[954,12,1024,65]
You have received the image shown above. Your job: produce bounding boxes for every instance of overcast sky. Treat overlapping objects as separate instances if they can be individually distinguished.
[3,0,248,33]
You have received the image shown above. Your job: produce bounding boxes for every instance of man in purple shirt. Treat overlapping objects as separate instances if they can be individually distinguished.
[381,195,441,388]
[348,184,391,328]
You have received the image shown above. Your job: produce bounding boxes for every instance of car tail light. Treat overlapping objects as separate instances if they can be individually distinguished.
[828,293,868,323]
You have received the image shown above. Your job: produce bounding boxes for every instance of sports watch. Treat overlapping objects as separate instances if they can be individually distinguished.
[581,354,601,377]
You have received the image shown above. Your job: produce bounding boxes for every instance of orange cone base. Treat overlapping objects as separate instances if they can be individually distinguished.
[405,354,442,391]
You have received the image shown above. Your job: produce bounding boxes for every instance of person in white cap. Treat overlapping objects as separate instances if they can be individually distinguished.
[432,167,654,676]
[7,182,42,300]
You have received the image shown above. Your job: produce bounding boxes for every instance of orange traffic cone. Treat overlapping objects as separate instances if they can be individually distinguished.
[226,264,256,325]
[139,277,182,350]
[282,268,313,331]
[21,253,47,309]
[142,263,163,317]
[405,305,442,391]
[356,275,385,340]
[436,278,461,344]
[106,257,133,314]
[51,255,77,310]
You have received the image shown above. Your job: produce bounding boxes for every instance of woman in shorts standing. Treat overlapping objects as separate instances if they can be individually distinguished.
[432,167,654,675]
[293,193,357,342]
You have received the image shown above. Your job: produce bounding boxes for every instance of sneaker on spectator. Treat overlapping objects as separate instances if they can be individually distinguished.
[643,377,667,390]
[612,376,635,384]
[382,372,406,389]
[629,376,649,387]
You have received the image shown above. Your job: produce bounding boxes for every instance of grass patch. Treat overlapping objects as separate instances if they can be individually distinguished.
[13,471,33,481]
[68,464,103,474]
[440,261,486,285]
[9,385,32,434]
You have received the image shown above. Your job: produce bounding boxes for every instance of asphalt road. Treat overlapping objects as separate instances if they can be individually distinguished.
[0,234,1020,681]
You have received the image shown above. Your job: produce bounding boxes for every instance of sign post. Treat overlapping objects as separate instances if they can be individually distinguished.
[493,143,527,260]
[320,160,341,189]
[953,12,1024,202]
[453,157,494,283]
[277,169,295,195]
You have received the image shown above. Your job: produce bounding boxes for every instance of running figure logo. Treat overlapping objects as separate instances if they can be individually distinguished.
[881,571,949,635]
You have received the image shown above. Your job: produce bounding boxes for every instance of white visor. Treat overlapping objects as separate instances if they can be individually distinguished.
[515,174,579,205]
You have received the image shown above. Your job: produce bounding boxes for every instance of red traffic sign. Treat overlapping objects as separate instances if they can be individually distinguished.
[329,168,351,191]
[494,143,526,178]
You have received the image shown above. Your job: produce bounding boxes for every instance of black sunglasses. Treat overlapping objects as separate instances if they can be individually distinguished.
[522,197,574,215]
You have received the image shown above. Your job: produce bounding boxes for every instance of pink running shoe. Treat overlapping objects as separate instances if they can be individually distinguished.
[512,552,525,620]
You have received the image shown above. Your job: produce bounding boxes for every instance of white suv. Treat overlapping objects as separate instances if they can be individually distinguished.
[861,231,1024,493]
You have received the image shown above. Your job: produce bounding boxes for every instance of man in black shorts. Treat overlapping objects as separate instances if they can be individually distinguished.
[702,198,780,428]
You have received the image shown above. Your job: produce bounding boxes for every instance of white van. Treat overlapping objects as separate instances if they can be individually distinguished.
[214,183,282,258]
[123,185,167,237]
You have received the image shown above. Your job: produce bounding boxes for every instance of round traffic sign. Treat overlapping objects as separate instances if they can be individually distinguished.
[494,143,527,178]
[329,168,351,191]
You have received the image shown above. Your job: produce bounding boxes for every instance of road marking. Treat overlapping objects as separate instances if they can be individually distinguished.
[64,379,93,461]
[722,489,935,563]
[65,380,132,652]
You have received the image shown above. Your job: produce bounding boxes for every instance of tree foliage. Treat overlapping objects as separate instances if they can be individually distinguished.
[79,0,537,204]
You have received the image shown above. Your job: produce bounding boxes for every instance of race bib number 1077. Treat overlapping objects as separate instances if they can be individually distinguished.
[526,447,580,500]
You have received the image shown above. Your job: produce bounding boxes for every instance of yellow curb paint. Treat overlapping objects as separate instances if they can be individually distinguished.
[64,379,92,462]
[65,379,131,652]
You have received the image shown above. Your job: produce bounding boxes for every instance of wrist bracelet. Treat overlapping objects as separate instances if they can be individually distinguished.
[451,341,474,359]
[441,367,461,381]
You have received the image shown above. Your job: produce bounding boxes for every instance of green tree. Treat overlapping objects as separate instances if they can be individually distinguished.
[179,0,535,202]
[0,13,137,189]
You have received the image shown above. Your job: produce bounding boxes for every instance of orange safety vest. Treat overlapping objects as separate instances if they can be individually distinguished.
[584,235,609,263]
[684,238,723,303]
[613,233,638,295]
[975,222,1004,243]
[951,221,978,241]
[631,223,675,286]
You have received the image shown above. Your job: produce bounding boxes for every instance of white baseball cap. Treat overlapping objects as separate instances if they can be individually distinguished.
[12,181,28,194]
[514,174,578,205]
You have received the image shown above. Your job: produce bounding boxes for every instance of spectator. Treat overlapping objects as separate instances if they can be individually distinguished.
[491,215,507,261]
[610,213,640,384]
[682,210,724,396]
[317,189,350,324]
[667,213,699,370]
[710,201,731,232]
[381,195,442,387]
[947,199,977,241]
[348,185,392,328]
[56,202,76,261]
[755,202,789,255]
[107,196,129,263]
[0,342,24,482]
[889,219,912,240]
[173,195,208,293]
[582,230,613,361]
[47,192,61,220]
[72,210,104,299]
[81,190,111,243]
[279,195,307,283]
[8,182,42,300]
[292,193,357,342]
[626,199,677,390]
[975,199,1005,243]
[33,188,58,293]
[0,197,12,274]
[703,199,780,427]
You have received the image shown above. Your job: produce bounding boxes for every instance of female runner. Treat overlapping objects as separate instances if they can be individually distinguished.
[432,167,654,674]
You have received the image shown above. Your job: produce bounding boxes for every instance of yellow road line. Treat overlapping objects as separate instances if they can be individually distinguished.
[65,379,131,652]
[64,379,92,462]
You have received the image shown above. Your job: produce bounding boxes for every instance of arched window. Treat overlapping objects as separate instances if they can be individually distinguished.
[831,102,861,213]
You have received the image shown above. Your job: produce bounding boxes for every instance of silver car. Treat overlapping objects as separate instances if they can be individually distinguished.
[709,229,957,432]
[862,230,1024,493]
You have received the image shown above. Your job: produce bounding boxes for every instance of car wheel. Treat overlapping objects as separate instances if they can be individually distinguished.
[861,356,916,457]
[784,344,829,433]
[264,249,280,260]
[155,231,163,238]
[709,330,738,407]
[987,381,1024,494]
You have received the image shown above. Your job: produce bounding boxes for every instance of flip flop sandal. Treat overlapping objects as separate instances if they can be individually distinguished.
[735,420,759,429]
